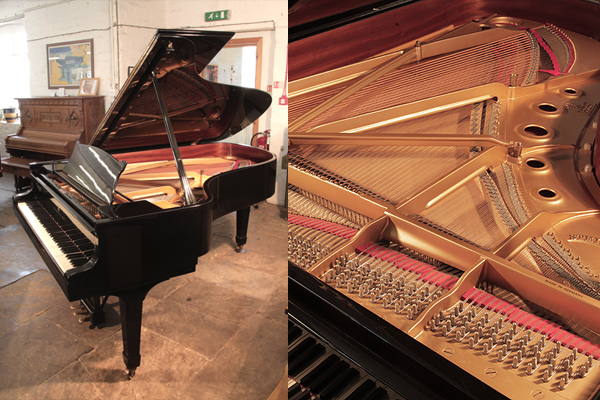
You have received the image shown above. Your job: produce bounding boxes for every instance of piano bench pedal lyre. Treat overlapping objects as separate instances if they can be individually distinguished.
[71,296,109,326]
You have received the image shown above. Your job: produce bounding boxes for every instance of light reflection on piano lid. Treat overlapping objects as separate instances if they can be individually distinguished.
[89,30,272,152]
[61,142,127,207]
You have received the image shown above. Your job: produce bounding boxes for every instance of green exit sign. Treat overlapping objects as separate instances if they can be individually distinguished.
[205,10,230,21]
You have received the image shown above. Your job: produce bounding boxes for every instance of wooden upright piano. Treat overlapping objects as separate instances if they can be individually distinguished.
[3,96,104,191]
[14,29,276,377]
[288,1,600,399]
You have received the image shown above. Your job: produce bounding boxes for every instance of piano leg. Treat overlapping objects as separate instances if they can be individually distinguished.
[117,287,152,378]
[235,206,250,252]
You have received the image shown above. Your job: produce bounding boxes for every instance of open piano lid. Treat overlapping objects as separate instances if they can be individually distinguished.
[90,29,271,153]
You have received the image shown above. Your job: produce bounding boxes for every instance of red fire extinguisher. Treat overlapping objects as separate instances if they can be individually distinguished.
[253,129,270,150]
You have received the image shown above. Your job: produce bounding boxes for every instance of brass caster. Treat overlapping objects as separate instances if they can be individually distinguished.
[235,245,243,253]
[126,368,136,379]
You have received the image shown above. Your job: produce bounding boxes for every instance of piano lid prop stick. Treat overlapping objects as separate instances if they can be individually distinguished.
[151,69,196,206]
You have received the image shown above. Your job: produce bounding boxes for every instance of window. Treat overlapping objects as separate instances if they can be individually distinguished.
[0,23,30,110]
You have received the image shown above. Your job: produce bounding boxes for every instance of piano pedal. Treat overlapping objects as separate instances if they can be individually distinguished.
[77,296,108,326]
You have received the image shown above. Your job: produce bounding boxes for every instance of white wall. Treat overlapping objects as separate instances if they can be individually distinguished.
[0,0,288,206]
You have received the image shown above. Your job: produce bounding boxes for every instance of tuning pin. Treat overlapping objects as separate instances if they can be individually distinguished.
[559,374,568,390]
[455,331,462,343]
[542,365,554,382]
[543,369,550,382]
[526,362,533,375]
[517,349,524,363]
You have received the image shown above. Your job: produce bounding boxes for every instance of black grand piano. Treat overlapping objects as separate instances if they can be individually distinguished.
[13,29,276,377]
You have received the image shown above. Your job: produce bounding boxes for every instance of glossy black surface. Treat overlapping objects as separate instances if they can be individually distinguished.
[90,29,272,152]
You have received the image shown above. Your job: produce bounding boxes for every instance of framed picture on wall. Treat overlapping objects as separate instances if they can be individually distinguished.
[47,39,94,89]
[78,78,100,96]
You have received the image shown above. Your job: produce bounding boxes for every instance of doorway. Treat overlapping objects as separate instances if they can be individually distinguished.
[203,38,263,146]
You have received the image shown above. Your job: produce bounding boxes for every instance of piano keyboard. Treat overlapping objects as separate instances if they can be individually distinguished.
[289,319,406,400]
[18,198,97,274]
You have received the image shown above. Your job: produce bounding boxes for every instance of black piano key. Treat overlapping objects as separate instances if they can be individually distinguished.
[289,325,303,344]
[363,387,389,400]
[319,363,359,400]
[289,337,325,376]
[288,380,302,398]
[340,379,376,400]
[310,360,351,395]
[289,389,313,400]
[300,354,340,389]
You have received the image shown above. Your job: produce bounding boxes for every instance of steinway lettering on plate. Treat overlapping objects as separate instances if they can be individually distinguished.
[564,100,595,115]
